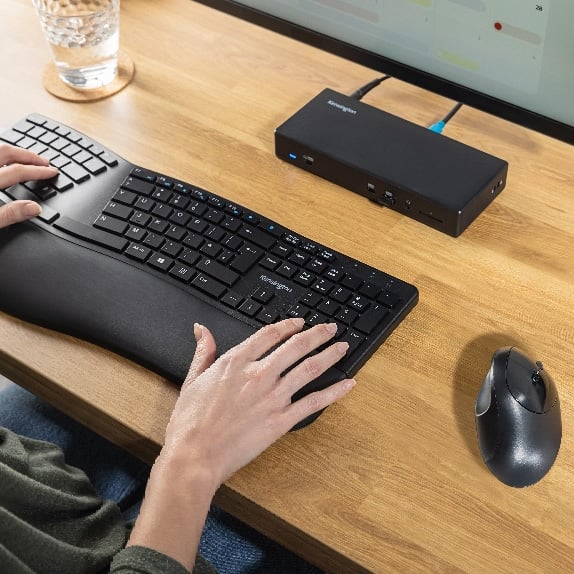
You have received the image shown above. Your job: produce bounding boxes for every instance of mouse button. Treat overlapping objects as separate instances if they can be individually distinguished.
[506,348,557,413]
[475,365,494,417]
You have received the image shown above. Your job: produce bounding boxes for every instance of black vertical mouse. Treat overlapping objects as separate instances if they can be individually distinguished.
[475,346,561,487]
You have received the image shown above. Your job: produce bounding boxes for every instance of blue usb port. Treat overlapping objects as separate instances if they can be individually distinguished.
[288,153,297,160]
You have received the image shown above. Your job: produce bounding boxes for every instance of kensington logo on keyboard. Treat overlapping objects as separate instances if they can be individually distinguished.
[327,99,357,115]
[260,275,293,293]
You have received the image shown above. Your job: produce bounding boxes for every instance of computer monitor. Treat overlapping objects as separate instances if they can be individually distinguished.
[194,0,574,145]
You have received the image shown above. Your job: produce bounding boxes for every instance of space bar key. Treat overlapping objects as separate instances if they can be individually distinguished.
[53,216,129,252]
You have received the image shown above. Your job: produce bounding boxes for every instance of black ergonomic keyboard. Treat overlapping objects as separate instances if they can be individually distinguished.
[0,114,418,427]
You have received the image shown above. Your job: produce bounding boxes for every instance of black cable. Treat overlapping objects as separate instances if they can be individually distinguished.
[429,102,463,133]
[348,75,391,100]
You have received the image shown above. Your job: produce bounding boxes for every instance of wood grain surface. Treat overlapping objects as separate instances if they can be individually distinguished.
[1,1,573,572]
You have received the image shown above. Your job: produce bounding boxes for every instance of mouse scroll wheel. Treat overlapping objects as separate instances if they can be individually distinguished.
[531,361,544,384]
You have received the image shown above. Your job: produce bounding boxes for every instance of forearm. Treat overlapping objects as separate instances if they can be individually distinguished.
[126,449,218,572]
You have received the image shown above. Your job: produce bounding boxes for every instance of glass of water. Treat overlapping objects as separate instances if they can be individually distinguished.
[32,0,120,90]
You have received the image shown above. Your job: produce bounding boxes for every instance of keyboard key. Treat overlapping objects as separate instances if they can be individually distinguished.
[287,303,310,319]
[191,273,226,299]
[359,282,381,299]
[378,290,402,309]
[99,151,119,166]
[103,201,133,220]
[4,186,38,202]
[341,273,362,290]
[348,295,369,312]
[221,291,244,308]
[61,162,90,183]
[316,299,339,317]
[130,211,152,227]
[276,262,297,279]
[36,204,60,224]
[125,243,152,262]
[152,188,173,203]
[51,155,71,169]
[229,245,262,273]
[183,233,204,250]
[178,248,200,266]
[252,287,274,304]
[300,291,321,307]
[53,217,128,252]
[306,258,327,274]
[73,150,93,164]
[122,177,154,195]
[334,307,358,325]
[238,225,275,249]
[339,330,365,356]
[148,253,174,272]
[94,214,129,236]
[125,225,147,241]
[143,233,164,250]
[84,157,107,175]
[306,311,328,327]
[312,278,334,295]
[200,241,222,258]
[134,196,155,212]
[113,189,138,205]
[38,131,59,145]
[13,120,35,133]
[238,300,262,317]
[131,167,156,182]
[151,204,173,219]
[161,240,182,258]
[61,143,82,157]
[26,126,46,140]
[169,263,194,283]
[353,304,389,334]
[148,218,169,234]
[257,309,279,324]
[0,130,24,145]
[41,148,60,162]
[170,195,190,210]
[260,255,280,271]
[196,258,239,286]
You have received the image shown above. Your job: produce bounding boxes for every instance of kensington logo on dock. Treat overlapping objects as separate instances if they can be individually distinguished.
[327,99,357,115]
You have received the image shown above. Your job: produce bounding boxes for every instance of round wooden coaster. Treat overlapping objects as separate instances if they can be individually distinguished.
[42,52,135,102]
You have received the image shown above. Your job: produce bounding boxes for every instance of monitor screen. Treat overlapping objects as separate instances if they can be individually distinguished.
[195,0,574,145]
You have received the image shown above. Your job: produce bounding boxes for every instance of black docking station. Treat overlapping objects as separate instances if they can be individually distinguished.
[275,88,508,237]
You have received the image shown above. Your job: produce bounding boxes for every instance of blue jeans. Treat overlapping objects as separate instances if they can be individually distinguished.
[0,383,322,574]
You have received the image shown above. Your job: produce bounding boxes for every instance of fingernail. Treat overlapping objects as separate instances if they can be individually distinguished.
[326,322,338,335]
[193,323,203,342]
[336,341,349,355]
[24,202,41,217]
[343,379,356,391]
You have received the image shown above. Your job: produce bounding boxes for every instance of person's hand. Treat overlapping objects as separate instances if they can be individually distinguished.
[163,317,355,486]
[127,318,356,570]
[0,143,58,229]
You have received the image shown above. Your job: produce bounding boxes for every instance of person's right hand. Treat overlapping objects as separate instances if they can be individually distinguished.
[0,143,58,229]
[163,318,355,487]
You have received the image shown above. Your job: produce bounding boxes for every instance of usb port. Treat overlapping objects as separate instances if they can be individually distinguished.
[302,154,314,166]
[379,190,395,206]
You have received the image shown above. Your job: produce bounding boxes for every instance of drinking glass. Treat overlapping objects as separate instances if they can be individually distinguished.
[32,0,120,90]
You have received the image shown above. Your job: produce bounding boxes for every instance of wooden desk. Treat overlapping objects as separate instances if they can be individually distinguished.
[1,0,574,572]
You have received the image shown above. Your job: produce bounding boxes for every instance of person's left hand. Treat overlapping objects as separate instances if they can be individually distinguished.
[0,142,58,229]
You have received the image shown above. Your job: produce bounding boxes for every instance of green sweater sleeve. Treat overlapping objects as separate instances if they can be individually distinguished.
[0,426,128,573]
[110,546,217,574]
[0,426,217,574]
